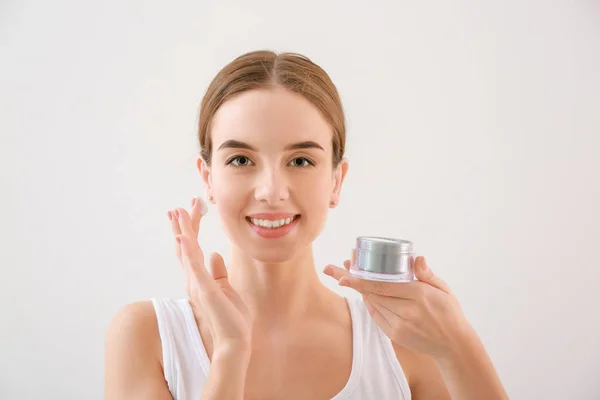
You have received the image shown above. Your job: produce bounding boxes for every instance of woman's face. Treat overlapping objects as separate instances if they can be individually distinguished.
[198,87,348,263]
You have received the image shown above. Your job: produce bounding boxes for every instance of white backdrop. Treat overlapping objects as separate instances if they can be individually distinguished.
[2,1,599,399]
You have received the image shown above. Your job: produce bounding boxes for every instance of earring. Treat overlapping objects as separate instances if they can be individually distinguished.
[208,196,214,202]
[330,200,337,206]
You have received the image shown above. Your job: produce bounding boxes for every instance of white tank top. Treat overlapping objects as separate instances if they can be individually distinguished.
[151,296,411,400]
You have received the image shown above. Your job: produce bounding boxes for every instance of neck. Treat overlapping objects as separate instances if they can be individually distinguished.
[228,244,331,326]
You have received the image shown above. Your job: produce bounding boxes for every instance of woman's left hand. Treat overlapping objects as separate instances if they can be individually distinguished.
[323,256,475,359]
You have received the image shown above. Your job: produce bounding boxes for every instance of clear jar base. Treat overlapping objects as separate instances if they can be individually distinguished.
[349,268,414,283]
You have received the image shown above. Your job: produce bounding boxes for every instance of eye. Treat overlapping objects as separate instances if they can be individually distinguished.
[227,155,254,167]
[288,157,314,168]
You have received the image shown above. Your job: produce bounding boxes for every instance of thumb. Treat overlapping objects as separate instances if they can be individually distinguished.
[209,252,230,284]
[415,256,452,294]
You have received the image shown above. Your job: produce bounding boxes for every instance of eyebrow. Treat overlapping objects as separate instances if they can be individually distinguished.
[217,140,324,151]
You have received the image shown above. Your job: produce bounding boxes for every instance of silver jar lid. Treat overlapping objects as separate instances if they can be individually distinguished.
[355,236,414,254]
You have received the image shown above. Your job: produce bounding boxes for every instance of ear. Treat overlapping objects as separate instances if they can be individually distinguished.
[330,157,349,207]
[196,155,213,203]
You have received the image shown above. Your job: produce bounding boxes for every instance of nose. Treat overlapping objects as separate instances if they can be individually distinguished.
[254,166,290,205]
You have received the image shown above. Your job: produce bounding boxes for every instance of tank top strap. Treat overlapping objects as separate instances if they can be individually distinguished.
[348,296,412,399]
[151,298,210,399]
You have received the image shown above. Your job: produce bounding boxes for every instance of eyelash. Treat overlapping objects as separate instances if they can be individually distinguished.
[225,156,315,168]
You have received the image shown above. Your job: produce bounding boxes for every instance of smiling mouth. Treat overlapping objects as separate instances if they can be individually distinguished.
[246,215,301,229]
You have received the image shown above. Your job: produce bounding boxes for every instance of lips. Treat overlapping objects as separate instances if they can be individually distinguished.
[247,215,299,229]
[245,213,301,239]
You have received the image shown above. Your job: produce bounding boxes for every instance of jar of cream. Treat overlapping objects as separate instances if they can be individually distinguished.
[350,236,415,282]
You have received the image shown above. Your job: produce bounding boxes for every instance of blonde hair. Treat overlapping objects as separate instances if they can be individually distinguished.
[198,50,346,167]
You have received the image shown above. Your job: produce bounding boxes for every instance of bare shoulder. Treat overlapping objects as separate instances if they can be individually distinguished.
[107,301,159,337]
[392,343,452,399]
[104,301,171,399]
[105,301,161,358]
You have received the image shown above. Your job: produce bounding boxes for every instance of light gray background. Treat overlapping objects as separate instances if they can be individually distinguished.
[2,1,599,399]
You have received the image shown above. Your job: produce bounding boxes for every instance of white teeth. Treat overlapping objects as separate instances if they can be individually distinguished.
[250,216,297,229]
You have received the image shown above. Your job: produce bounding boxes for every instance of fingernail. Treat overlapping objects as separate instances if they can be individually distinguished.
[323,266,332,275]
[176,237,182,245]
[338,278,351,287]
[191,197,196,207]
[167,211,172,221]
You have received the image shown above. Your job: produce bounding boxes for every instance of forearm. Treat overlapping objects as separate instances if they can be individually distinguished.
[435,328,508,400]
[200,349,250,400]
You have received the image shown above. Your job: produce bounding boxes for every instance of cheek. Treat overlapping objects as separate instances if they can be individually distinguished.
[298,173,334,224]
[299,171,334,202]
[211,170,249,221]
[303,184,331,210]
[212,168,248,197]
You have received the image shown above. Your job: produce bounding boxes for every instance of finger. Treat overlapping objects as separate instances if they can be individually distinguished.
[175,234,214,292]
[177,238,239,335]
[343,259,351,271]
[168,210,183,236]
[209,252,229,284]
[323,264,349,279]
[177,208,198,239]
[324,264,416,299]
[189,197,208,236]
[168,210,183,261]
[414,256,452,295]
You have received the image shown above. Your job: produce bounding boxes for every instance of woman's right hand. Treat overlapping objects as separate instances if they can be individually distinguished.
[168,197,252,359]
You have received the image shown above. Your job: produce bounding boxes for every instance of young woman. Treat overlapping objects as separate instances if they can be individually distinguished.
[104,50,508,400]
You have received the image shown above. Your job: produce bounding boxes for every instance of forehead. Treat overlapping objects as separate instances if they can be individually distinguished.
[210,87,333,149]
